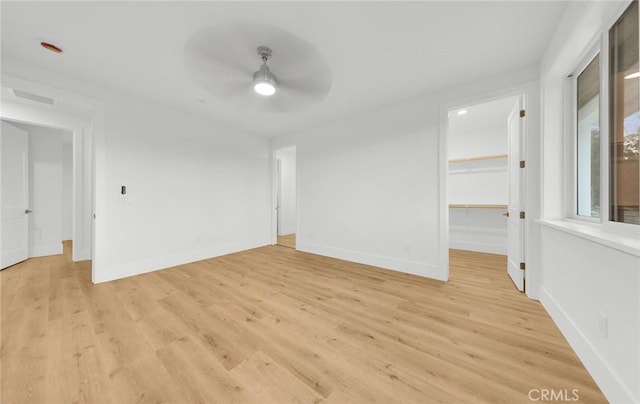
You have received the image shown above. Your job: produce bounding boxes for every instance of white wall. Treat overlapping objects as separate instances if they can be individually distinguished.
[276,146,296,236]
[449,208,507,255]
[540,227,639,404]
[62,133,73,240]
[102,89,271,282]
[292,97,443,279]
[448,158,508,255]
[448,164,508,205]
[9,122,70,257]
[539,1,640,402]
[271,65,540,282]
[2,59,272,283]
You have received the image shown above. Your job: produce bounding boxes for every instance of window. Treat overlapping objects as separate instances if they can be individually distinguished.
[576,55,600,218]
[571,0,639,227]
[609,0,639,225]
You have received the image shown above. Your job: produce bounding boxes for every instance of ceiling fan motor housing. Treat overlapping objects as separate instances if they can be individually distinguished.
[257,45,272,61]
[253,63,277,86]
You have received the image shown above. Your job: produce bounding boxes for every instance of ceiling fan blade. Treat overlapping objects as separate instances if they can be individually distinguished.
[272,51,323,77]
[254,88,314,113]
[278,77,331,96]
[186,52,248,82]
[215,81,250,99]
[184,21,332,113]
[184,21,268,72]
[185,40,250,75]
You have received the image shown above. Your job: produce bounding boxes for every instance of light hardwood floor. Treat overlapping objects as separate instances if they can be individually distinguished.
[1,242,605,403]
[277,233,296,249]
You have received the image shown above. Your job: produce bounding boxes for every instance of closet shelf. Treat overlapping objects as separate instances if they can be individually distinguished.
[449,204,507,209]
[448,154,507,163]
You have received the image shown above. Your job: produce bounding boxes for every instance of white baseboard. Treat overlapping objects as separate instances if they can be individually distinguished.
[73,248,91,262]
[29,242,63,258]
[277,228,296,236]
[94,239,270,284]
[297,241,446,281]
[449,240,507,255]
[449,226,506,235]
[539,287,638,404]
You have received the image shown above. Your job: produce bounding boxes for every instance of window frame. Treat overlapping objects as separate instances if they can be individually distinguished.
[606,0,640,232]
[567,44,603,224]
[565,0,640,236]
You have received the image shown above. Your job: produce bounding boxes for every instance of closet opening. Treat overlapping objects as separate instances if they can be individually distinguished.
[273,146,297,249]
[446,94,526,291]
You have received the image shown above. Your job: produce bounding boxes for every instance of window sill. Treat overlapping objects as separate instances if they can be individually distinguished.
[536,219,640,258]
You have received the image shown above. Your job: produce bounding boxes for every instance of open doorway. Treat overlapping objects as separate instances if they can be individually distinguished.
[1,74,105,283]
[274,146,297,249]
[1,120,73,263]
[446,94,526,291]
[0,81,98,277]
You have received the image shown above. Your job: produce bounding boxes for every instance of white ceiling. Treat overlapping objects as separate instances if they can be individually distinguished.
[1,1,568,137]
[447,95,520,159]
[449,96,520,139]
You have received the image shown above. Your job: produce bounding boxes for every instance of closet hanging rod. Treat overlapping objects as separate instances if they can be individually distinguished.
[449,204,508,209]
[448,154,508,163]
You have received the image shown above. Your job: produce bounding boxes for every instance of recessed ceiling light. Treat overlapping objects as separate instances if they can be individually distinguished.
[40,41,63,54]
[624,72,640,79]
[457,110,468,115]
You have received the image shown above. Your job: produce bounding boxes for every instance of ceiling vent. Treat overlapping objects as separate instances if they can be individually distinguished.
[12,89,55,105]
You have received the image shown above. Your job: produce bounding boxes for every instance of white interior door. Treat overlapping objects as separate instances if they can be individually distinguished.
[507,99,525,291]
[276,158,282,236]
[1,121,29,269]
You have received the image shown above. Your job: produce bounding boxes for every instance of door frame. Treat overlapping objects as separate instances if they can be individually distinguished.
[271,145,298,247]
[439,80,540,298]
[2,119,86,260]
[1,74,106,283]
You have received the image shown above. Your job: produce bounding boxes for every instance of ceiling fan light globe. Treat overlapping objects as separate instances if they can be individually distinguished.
[254,81,276,96]
[253,63,277,96]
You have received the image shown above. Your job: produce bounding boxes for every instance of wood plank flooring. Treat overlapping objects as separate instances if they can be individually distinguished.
[0,242,606,403]
[277,233,296,249]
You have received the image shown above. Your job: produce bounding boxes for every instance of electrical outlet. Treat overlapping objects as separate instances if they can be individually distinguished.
[599,312,608,339]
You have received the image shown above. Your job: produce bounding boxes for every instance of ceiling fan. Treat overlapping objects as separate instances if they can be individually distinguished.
[252,46,277,96]
[183,22,332,113]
